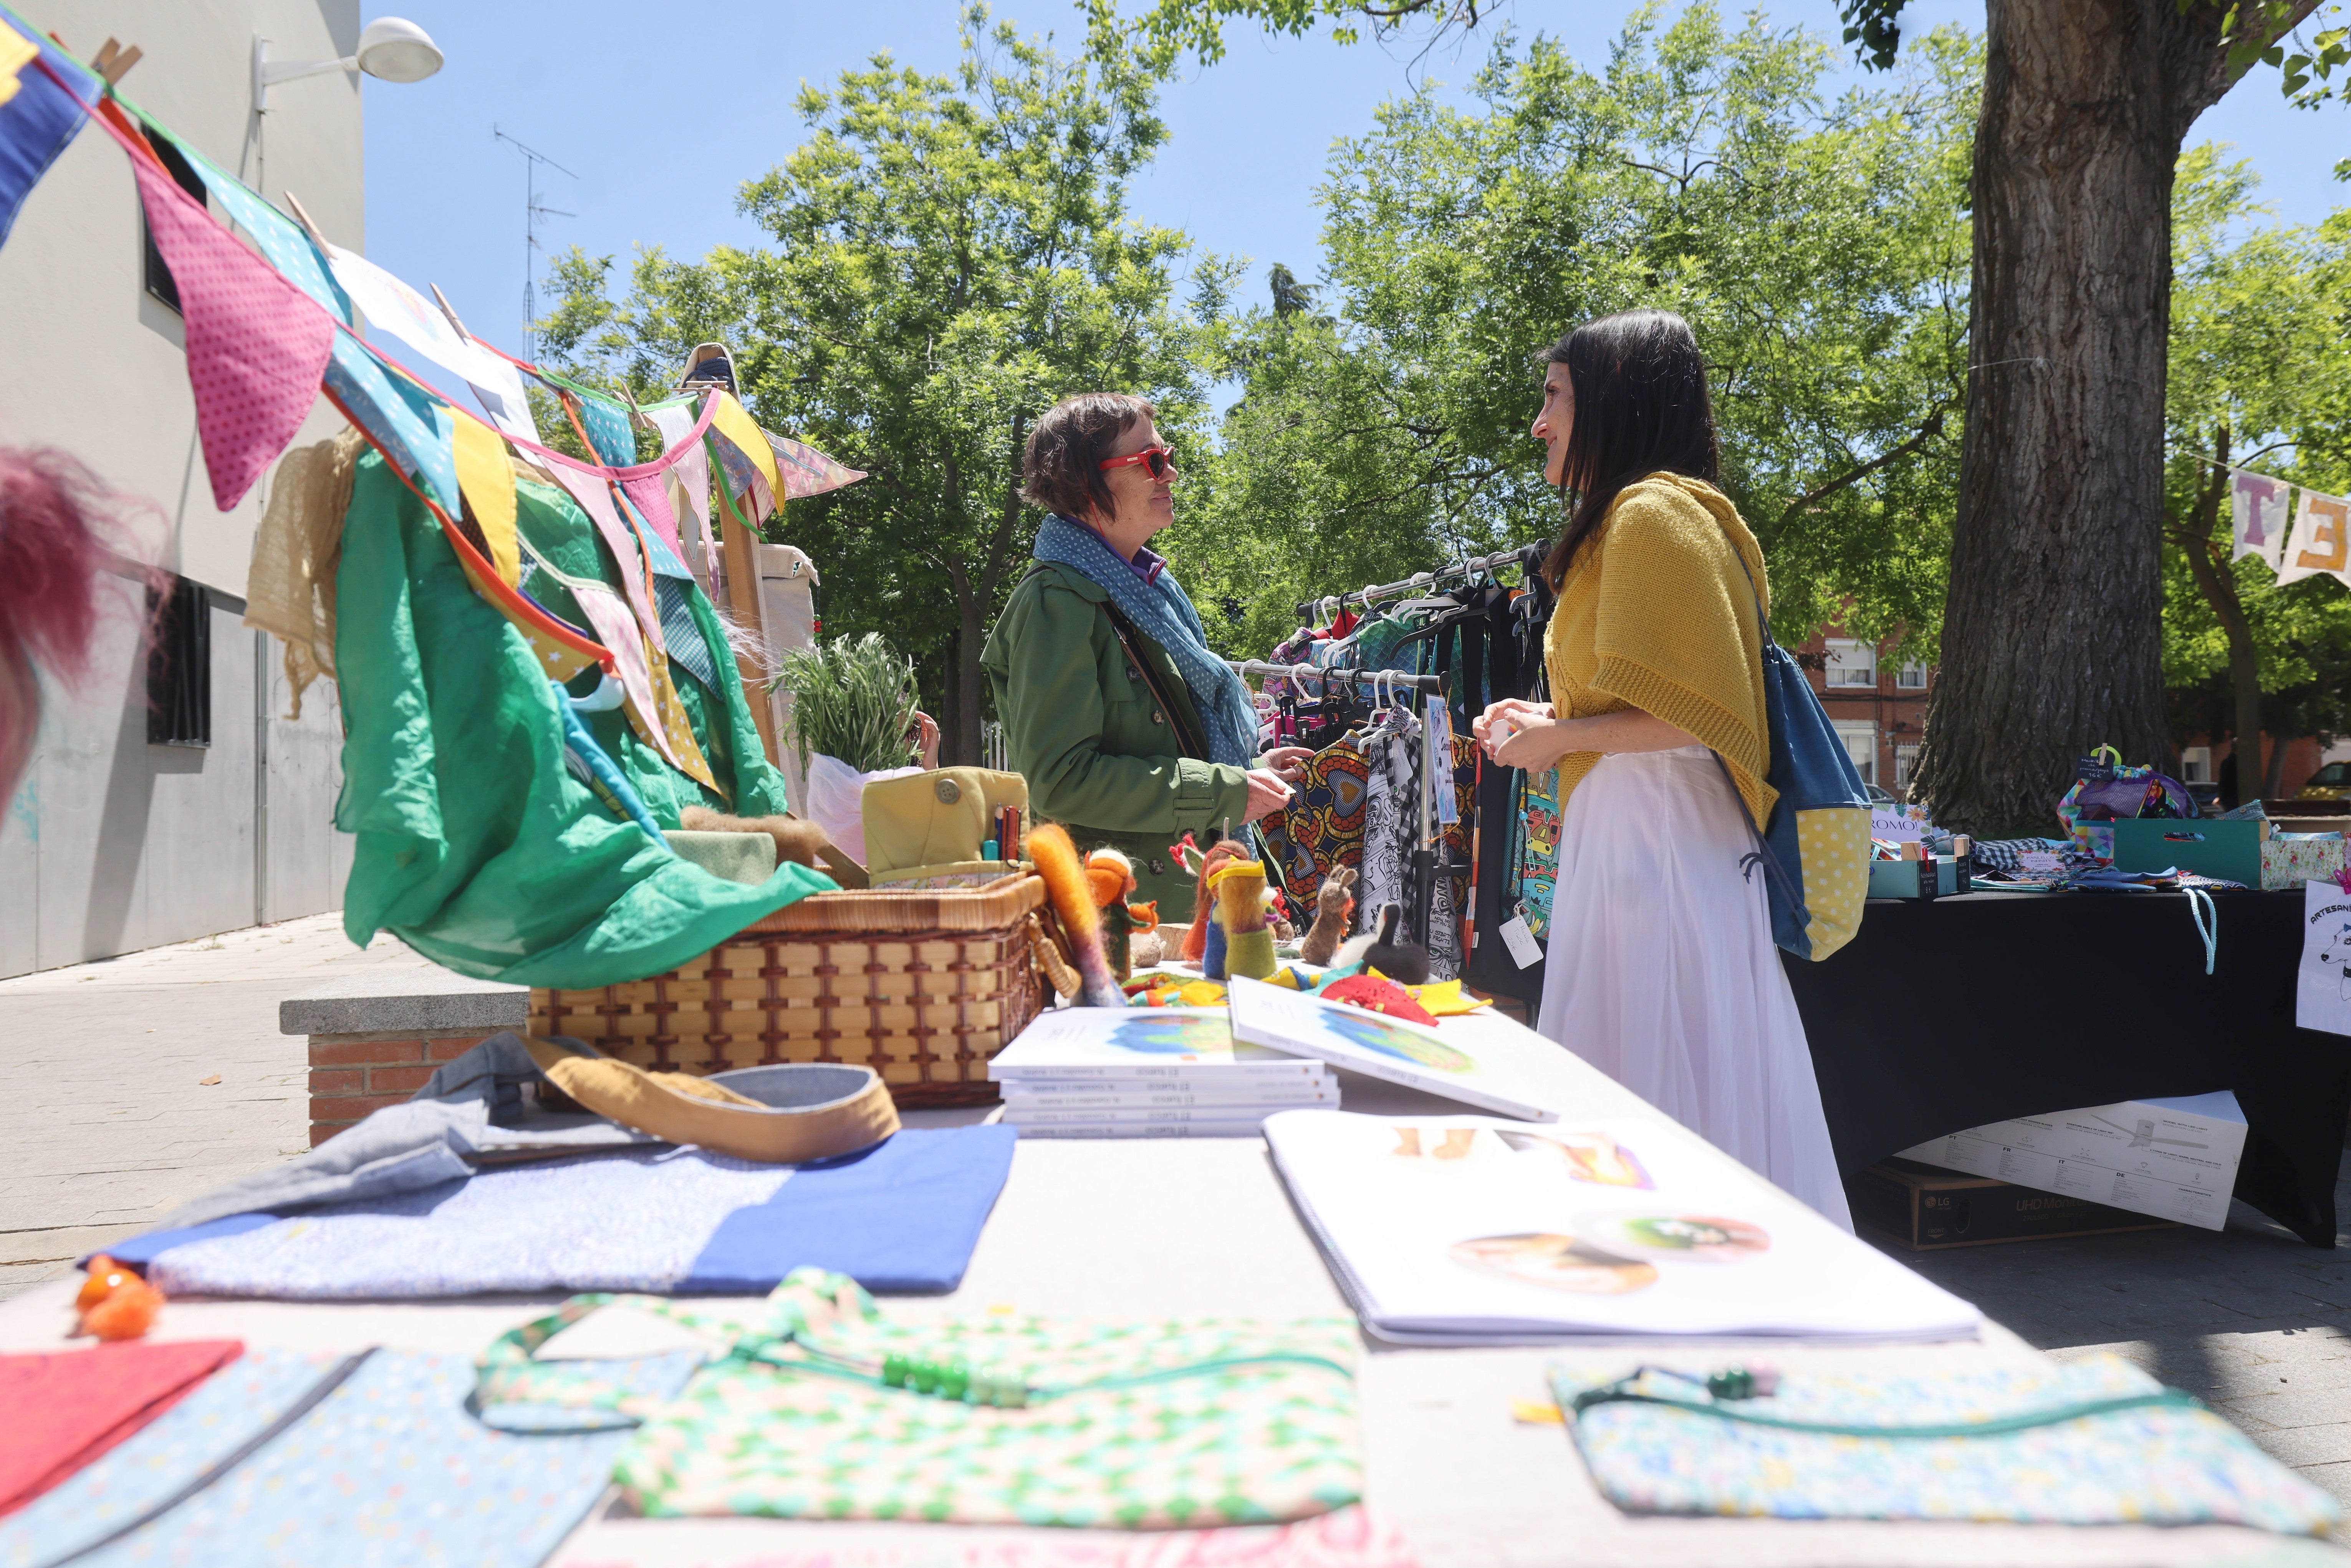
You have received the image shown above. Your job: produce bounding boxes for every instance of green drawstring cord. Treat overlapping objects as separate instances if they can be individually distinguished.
[1570,1374,2207,1439]
[738,1343,1353,1407]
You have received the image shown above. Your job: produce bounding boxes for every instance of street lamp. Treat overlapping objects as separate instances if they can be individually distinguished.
[252,18,444,111]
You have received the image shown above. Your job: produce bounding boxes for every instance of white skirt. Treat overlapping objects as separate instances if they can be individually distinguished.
[1536,745,1855,1230]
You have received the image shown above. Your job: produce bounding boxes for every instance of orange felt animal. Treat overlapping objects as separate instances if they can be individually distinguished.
[75,1255,164,1341]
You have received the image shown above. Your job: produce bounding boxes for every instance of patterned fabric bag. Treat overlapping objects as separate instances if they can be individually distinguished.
[1551,1354,2338,1532]
[1518,767,1562,942]
[476,1268,1364,1530]
[1267,741,1374,903]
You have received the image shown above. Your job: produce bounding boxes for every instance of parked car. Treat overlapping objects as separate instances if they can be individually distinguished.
[2299,761,2351,801]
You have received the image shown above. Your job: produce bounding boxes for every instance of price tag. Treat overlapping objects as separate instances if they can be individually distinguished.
[1498,914,1542,969]
[2017,851,2064,878]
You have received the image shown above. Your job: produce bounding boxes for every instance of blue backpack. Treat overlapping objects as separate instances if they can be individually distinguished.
[1715,538,1873,961]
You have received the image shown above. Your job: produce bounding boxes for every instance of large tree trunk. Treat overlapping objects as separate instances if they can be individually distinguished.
[1918,0,2236,836]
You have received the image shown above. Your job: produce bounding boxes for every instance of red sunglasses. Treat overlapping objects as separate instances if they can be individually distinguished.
[1098,444,1177,480]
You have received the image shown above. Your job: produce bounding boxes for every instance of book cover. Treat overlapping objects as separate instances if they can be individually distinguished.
[1225,977,1555,1120]
[1265,1111,1980,1344]
[988,1007,1331,1081]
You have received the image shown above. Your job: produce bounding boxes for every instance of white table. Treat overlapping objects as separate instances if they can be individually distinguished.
[1,1011,2334,1567]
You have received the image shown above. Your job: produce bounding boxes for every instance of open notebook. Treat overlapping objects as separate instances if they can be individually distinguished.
[1267,1111,1980,1345]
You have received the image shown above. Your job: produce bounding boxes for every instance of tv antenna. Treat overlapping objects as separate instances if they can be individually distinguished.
[493,125,576,360]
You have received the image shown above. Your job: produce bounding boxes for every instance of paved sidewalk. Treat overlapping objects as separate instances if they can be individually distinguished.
[0,913,431,1294]
[3,920,2347,1530]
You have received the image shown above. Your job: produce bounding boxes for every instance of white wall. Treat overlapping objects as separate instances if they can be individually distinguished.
[0,1,364,976]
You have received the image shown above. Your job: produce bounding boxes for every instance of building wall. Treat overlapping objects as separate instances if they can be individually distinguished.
[0,0,364,977]
[1794,631,1932,793]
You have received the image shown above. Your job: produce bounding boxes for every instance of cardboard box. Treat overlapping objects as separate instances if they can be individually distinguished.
[1896,1090,2246,1231]
[1867,855,1970,898]
[2111,818,2263,886]
[1852,1158,2179,1250]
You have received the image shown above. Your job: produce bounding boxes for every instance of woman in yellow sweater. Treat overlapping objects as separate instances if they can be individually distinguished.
[1472,309,1851,1230]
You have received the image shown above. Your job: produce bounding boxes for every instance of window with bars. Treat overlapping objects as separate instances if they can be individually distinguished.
[1894,743,1922,788]
[141,137,211,313]
[147,577,211,747]
[1896,661,1928,689]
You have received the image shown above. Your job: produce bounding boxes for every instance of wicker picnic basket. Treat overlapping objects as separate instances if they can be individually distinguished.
[528,872,1048,1108]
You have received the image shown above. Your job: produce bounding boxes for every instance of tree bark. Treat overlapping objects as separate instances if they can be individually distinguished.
[1917,0,2238,836]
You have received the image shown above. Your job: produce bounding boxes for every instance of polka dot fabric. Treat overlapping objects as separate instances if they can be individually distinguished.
[131,153,334,512]
[1795,806,1871,960]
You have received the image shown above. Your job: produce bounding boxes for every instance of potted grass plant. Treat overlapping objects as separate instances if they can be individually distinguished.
[768,634,925,863]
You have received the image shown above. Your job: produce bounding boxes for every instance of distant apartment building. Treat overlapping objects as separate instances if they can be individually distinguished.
[0,2,363,977]
[1795,631,1931,794]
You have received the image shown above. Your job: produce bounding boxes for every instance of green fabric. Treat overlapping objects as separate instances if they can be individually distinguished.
[334,452,831,987]
[982,561,1251,918]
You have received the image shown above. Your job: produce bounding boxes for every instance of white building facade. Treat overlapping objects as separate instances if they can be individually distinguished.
[0,1,364,977]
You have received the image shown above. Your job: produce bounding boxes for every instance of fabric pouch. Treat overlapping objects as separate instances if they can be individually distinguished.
[861,768,1030,879]
[477,1268,1364,1530]
[1552,1354,2339,1532]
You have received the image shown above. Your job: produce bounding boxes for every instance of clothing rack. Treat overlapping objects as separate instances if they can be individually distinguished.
[1290,541,1546,623]
[1225,659,1443,696]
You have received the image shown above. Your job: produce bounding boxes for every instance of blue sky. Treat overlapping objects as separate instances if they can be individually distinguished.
[355,0,2348,405]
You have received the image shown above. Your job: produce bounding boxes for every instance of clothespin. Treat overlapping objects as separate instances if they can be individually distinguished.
[429,283,473,342]
[281,189,333,252]
[91,38,142,87]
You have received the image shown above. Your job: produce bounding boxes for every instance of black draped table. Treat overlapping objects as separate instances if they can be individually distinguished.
[1783,889,2349,1247]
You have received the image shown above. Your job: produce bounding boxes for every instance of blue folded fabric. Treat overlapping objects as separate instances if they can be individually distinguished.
[112,1127,1015,1299]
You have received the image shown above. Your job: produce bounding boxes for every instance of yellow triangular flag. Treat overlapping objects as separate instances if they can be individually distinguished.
[452,414,519,585]
[710,392,781,507]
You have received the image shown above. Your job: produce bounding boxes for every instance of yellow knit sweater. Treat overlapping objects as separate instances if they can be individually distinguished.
[1542,472,1776,826]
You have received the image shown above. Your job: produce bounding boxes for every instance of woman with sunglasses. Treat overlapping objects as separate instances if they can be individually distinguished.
[983,393,1307,919]
[1471,310,1851,1230]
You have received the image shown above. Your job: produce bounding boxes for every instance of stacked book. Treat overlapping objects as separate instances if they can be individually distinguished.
[989,1008,1335,1138]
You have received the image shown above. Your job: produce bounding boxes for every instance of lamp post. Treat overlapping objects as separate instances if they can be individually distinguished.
[252,17,443,112]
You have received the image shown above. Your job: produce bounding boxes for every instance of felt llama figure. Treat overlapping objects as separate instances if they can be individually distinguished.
[1176,835,1246,975]
[1299,866,1358,966]
[1212,859,1278,982]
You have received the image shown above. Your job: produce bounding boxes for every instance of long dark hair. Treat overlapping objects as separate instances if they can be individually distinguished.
[1538,309,1720,590]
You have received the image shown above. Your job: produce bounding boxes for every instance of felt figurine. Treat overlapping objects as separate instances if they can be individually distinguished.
[1300,866,1359,966]
[1212,859,1279,982]
[74,1255,162,1341]
[1086,849,1139,981]
[1028,825,1125,1007]
[679,805,830,867]
[1332,901,1432,985]
[1176,836,1247,967]
[1128,902,1163,969]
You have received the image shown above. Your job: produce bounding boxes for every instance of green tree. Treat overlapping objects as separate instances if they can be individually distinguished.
[1171,7,1977,669]
[539,7,1228,764]
[2162,151,2351,797]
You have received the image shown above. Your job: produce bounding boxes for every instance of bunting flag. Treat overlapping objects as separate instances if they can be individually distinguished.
[710,392,782,505]
[452,413,520,585]
[164,137,353,325]
[323,241,540,445]
[541,466,668,659]
[538,372,638,467]
[325,333,460,518]
[2276,488,2351,587]
[2230,470,2293,569]
[618,472,688,567]
[0,24,91,247]
[767,430,867,500]
[129,150,336,511]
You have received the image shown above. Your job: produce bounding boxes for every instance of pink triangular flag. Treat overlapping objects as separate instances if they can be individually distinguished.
[617,473,687,567]
[130,154,334,512]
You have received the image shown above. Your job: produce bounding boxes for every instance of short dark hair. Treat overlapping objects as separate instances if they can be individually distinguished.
[1022,392,1156,520]
[1539,309,1721,589]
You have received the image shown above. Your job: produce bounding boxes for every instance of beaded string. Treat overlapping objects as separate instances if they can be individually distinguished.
[742,1341,1354,1411]
[1569,1365,2207,1439]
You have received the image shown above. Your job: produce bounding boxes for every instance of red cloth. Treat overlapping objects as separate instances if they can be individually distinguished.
[0,1339,243,1514]
[1321,975,1437,1026]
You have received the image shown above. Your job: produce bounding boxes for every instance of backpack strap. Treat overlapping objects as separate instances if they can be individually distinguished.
[1697,519,1812,935]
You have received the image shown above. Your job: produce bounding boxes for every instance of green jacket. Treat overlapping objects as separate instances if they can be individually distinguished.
[981,560,1252,919]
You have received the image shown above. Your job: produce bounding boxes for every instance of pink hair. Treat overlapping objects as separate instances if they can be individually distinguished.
[0,447,164,803]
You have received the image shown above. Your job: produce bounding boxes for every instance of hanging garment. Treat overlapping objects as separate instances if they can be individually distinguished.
[1267,739,1373,902]
[334,452,825,988]
[1356,729,1409,937]
[242,427,363,720]
[1536,746,1853,1229]
[478,1271,1364,1530]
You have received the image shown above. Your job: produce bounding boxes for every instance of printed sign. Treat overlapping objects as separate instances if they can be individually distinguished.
[2299,881,2351,1037]
[1869,805,1934,843]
